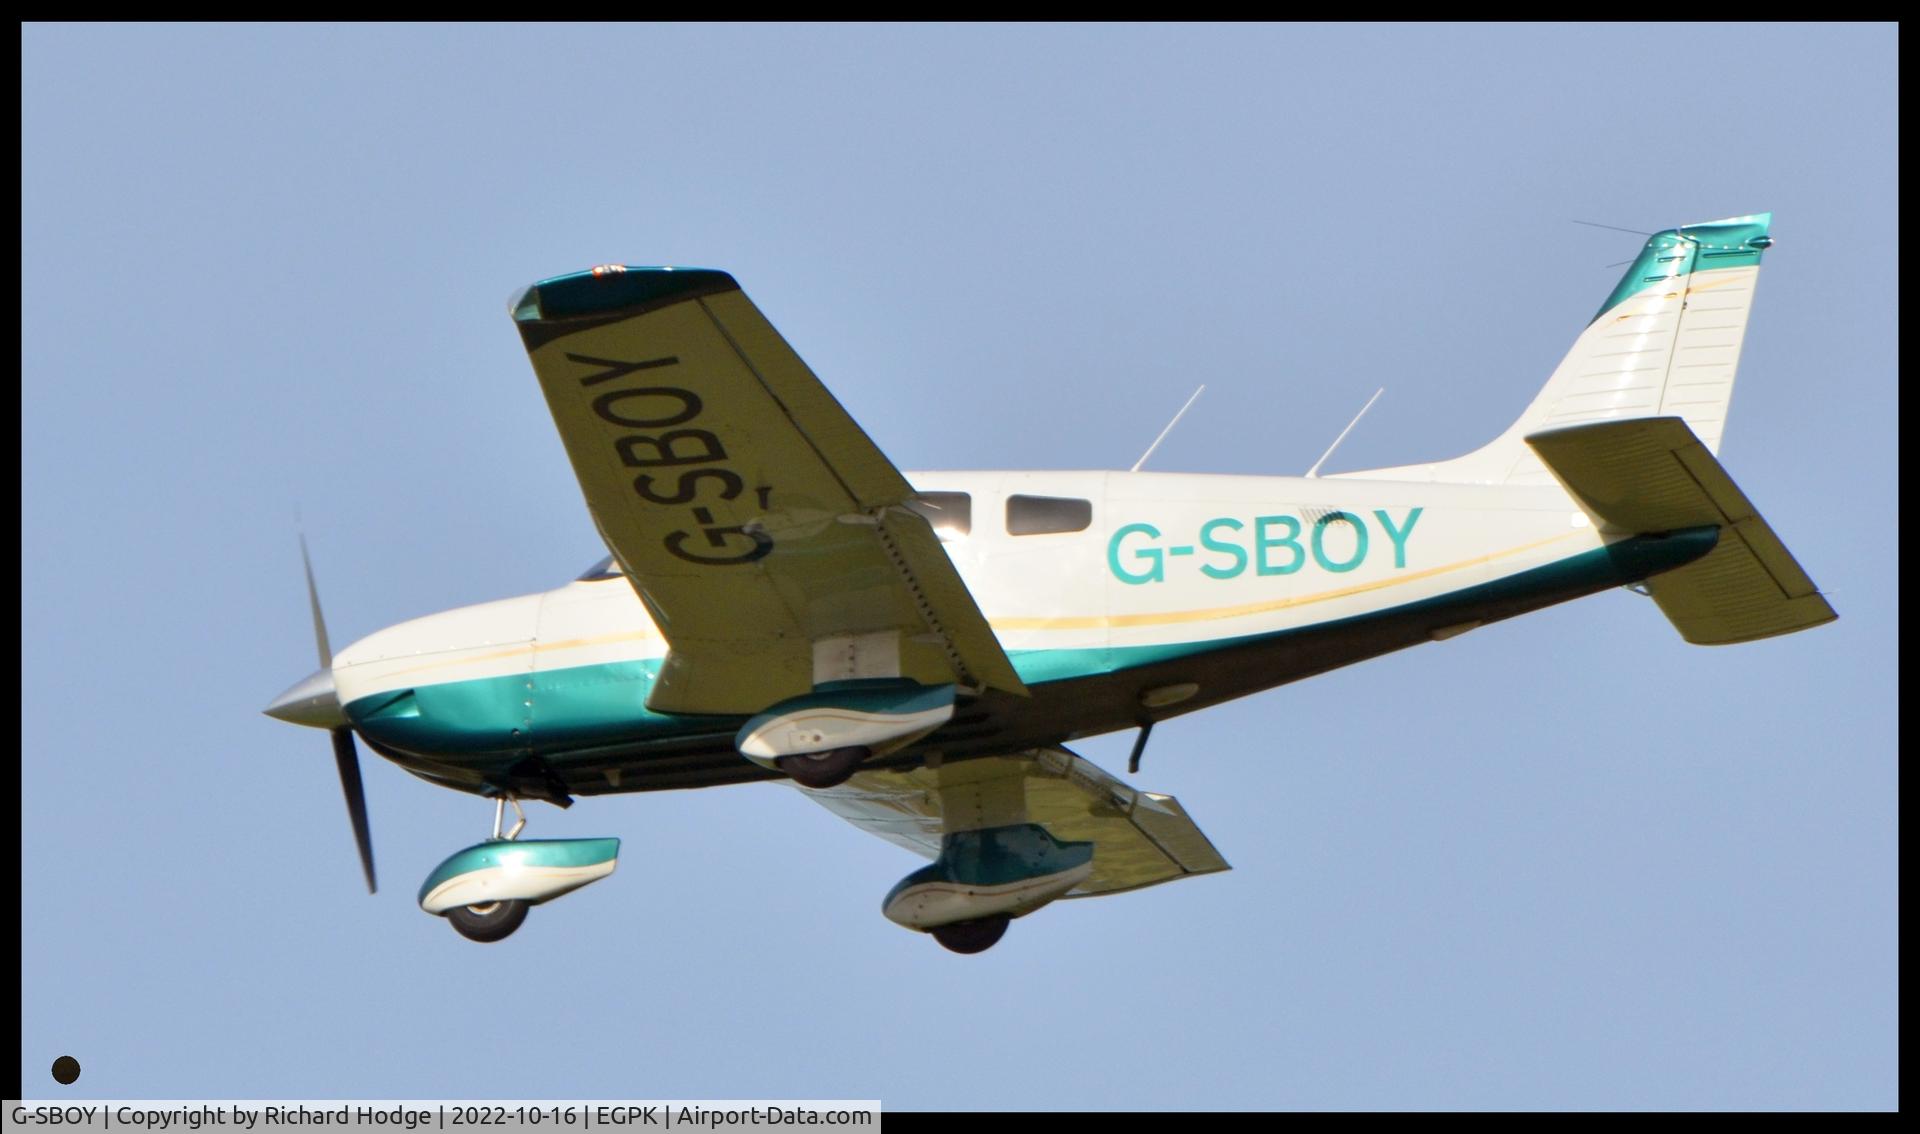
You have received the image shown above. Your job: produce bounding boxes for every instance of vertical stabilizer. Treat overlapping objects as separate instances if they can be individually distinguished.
[1338,213,1774,486]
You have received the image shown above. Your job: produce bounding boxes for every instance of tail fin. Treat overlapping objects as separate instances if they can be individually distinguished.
[1338,213,1775,486]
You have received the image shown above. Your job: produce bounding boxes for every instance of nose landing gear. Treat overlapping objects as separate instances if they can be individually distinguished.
[418,797,621,943]
[446,898,530,943]
[882,824,1095,955]
[445,798,531,944]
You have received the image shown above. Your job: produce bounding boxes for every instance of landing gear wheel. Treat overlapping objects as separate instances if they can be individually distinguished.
[446,899,529,943]
[930,914,1011,955]
[776,746,869,790]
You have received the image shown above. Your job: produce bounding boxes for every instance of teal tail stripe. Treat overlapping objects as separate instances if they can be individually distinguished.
[1593,213,1772,324]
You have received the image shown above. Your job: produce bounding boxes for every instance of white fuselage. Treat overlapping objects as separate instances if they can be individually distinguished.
[334,471,1598,702]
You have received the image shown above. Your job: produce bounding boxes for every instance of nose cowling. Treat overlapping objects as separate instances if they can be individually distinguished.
[264,667,346,728]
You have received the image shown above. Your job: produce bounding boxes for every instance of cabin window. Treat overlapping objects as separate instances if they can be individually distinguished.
[576,554,622,581]
[1006,494,1092,536]
[905,492,972,541]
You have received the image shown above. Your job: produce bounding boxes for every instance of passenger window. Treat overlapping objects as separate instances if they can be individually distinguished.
[905,492,972,541]
[1006,494,1092,536]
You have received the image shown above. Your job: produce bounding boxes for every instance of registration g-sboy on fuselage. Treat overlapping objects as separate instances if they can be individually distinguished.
[264,213,1833,953]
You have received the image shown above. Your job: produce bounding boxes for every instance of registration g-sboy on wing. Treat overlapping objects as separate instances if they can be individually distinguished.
[266,215,1833,952]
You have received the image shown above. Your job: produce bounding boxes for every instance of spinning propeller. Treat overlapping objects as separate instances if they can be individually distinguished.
[264,537,376,893]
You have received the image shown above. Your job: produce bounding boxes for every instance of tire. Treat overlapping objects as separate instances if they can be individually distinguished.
[446,899,529,943]
[930,914,1010,955]
[775,746,869,790]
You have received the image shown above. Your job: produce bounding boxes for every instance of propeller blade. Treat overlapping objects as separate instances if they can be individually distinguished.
[300,534,333,668]
[331,725,377,893]
[296,534,374,893]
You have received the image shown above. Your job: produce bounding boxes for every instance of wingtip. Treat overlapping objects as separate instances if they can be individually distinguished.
[510,266,740,324]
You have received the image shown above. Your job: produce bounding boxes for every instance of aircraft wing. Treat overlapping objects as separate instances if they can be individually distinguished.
[512,266,1026,715]
[800,747,1231,897]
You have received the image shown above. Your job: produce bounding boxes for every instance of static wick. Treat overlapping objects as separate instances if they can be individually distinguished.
[1131,385,1206,473]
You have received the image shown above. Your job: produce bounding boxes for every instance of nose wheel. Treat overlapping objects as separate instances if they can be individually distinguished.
[441,797,532,943]
[449,802,533,944]
[447,899,529,943]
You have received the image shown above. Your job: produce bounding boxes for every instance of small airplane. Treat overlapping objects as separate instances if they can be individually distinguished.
[266,212,1834,952]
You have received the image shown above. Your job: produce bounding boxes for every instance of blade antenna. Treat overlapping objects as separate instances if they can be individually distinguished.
[1131,385,1206,473]
[1305,388,1384,479]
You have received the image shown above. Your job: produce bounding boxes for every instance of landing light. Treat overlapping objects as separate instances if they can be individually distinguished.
[1139,682,1199,710]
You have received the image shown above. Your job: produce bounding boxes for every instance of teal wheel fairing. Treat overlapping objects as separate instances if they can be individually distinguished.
[418,837,620,909]
[883,823,1095,909]
[742,678,957,730]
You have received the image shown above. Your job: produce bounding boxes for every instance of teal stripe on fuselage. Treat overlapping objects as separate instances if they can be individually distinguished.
[346,528,1717,766]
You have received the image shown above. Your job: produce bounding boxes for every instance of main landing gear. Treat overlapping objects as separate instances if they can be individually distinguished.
[775,746,871,790]
[929,914,1011,955]
[734,681,956,789]
[417,797,621,943]
[881,824,1095,956]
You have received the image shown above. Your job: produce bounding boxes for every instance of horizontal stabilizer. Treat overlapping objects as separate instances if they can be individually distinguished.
[799,747,1229,897]
[1527,417,1836,644]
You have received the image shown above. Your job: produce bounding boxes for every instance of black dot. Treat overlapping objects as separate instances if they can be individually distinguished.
[52,1056,80,1085]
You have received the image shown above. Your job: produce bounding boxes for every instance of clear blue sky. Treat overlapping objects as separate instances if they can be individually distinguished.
[22,23,1897,1110]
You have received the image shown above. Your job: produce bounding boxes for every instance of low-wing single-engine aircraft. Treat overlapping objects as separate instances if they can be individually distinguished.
[267,213,1834,952]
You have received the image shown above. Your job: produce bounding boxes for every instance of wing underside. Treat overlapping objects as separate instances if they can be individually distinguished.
[801,746,1230,897]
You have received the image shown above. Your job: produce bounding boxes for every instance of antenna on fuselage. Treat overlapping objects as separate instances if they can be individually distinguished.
[1304,387,1384,479]
[1130,385,1206,472]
